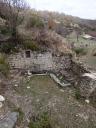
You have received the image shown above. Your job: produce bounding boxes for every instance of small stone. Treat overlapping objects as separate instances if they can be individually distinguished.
[0,95,5,102]
[60,89,64,92]
[0,102,3,108]
[85,99,90,104]
[27,118,30,123]
[27,86,30,89]
[14,84,18,87]
[27,70,32,76]
[36,99,40,102]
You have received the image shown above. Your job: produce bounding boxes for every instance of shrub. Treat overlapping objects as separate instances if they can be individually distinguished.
[0,25,11,36]
[14,107,24,124]
[28,112,52,128]
[75,90,81,100]
[26,16,44,29]
[73,47,87,56]
[23,41,39,51]
[0,42,19,54]
[0,54,10,76]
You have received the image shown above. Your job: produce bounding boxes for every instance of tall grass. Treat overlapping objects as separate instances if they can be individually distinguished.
[23,41,40,51]
[0,54,10,76]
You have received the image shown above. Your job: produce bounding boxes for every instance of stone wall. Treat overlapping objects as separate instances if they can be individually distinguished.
[53,53,72,72]
[7,50,96,100]
[71,61,89,75]
[71,62,96,99]
[8,50,72,72]
[75,73,96,98]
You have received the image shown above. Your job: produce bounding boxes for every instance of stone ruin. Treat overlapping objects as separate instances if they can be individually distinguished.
[7,50,96,101]
[8,50,72,72]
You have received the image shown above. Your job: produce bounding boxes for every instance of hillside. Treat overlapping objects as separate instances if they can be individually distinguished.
[0,1,96,128]
[1,7,96,54]
[37,10,96,31]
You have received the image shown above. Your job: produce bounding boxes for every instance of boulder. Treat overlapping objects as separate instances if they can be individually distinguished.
[0,112,19,128]
[0,95,5,102]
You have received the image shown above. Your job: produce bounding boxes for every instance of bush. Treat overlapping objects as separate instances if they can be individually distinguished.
[0,42,19,54]
[74,47,87,56]
[0,54,10,76]
[23,41,39,51]
[26,16,44,29]
[14,107,24,125]
[75,90,81,100]
[0,25,11,36]
[28,112,52,128]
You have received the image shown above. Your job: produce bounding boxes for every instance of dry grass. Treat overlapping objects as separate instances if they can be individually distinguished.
[11,75,96,128]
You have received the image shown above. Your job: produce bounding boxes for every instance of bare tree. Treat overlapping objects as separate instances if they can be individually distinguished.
[0,0,26,42]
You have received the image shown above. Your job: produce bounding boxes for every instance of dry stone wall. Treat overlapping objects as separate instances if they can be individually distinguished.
[8,50,72,72]
[75,73,96,98]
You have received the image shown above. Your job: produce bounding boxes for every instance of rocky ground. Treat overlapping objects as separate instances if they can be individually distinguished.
[0,71,96,128]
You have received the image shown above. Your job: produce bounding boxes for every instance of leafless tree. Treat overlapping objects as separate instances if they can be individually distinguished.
[0,0,27,42]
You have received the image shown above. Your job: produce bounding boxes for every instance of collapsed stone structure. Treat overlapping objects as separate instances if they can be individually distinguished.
[77,72,96,100]
[8,50,96,101]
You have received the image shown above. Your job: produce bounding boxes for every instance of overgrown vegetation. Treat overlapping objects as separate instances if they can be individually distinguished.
[0,0,26,43]
[89,89,96,108]
[26,15,44,29]
[23,40,40,51]
[73,47,87,56]
[28,112,52,128]
[14,107,24,125]
[0,42,19,54]
[0,54,10,76]
[0,25,11,36]
[75,89,82,100]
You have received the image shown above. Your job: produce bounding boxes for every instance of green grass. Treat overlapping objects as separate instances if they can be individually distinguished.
[78,46,96,70]
[73,47,87,56]
[67,33,96,70]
